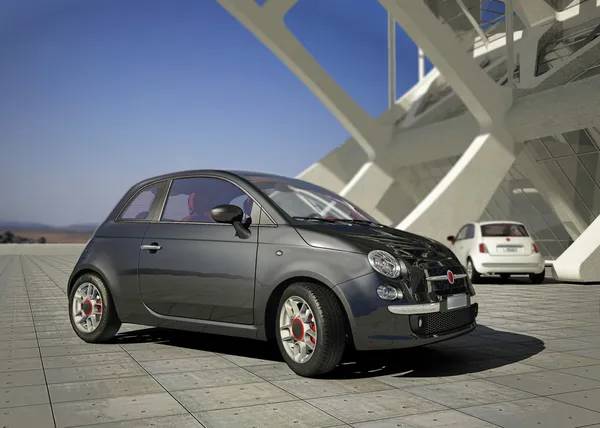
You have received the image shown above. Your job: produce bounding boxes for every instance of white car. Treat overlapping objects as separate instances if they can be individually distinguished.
[447,221,546,284]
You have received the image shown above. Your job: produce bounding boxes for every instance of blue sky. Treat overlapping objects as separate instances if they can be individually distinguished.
[0,0,428,226]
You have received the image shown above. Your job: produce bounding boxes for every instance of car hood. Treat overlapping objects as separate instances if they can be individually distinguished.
[294,222,455,263]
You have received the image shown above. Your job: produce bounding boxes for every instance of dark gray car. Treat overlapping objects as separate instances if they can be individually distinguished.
[67,170,478,377]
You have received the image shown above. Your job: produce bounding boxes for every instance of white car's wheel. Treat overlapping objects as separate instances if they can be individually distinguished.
[467,258,481,283]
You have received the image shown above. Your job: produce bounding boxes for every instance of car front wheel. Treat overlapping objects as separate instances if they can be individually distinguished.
[68,273,121,343]
[275,282,346,377]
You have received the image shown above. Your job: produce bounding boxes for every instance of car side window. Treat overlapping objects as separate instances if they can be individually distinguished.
[119,184,161,220]
[455,225,468,241]
[465,224,475,239]
[160,177,252,223]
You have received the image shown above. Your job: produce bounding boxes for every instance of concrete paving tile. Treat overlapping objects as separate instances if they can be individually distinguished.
[520,351,600,370]
[467,360,546,379]
[0,404,55,428]
[0,385,49,408]
[126,347,215,362]
[550,387,600,412]
[273,378,393,399]
[352,409,499,427]
[543,338,600,352]
[69,414,204,428]
[219,354,277,367]
[560,364,600,381]
[565,347,600,360]
[375,374,475,389]
[139,356,236,375]
[306,389,446,424]
[45,362,147,384]
[53,392,188,428]
[173,381,296,412]
[0,357,43,373]
[0,339,39,350]
[488,370,600,395]
[461,397,600,428]
[40,344,123,357]
[42,351,135,369]
[155,367,262,391]
[38,337,85,347]
[0,347,40,360]
[0,333,37,341]
[0,369,46,388]
[243,363,300,381]
[49,375,163,403]
[196,401,343,428]
[404,379,533,408]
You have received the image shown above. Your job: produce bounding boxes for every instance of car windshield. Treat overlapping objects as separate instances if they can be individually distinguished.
[242,173,378,223]
[481,223,529,237]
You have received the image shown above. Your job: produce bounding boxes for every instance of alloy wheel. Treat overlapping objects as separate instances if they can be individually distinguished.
[278,296,318,364]
[71,282,104,333]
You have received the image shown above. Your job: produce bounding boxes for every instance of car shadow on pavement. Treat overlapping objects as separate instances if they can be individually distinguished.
[113,323,545,380]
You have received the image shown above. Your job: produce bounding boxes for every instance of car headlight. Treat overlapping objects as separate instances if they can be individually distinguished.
[367,250,408,279]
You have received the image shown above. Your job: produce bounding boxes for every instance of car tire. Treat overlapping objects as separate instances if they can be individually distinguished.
[499,273,510,283]
[467,258,481,284]
[529,270,545,284]
[275,282,346,378]
[68,273,121,343]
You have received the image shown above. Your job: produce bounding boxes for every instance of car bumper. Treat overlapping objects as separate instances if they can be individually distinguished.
[471,252,545,274]
[333,273,478,351]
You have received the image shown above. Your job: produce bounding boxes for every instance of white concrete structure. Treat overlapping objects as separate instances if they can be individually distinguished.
[220,0,600,283]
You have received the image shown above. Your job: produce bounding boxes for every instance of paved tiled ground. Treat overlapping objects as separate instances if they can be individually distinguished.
[1,245,600,428]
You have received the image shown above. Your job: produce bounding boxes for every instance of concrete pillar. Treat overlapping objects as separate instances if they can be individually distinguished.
[218,0,395,215]
[553,216,600,282]
[512,0,555,27]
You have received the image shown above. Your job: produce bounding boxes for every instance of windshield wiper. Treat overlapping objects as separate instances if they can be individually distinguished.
[341,218,383,227]
[292,216,336,223]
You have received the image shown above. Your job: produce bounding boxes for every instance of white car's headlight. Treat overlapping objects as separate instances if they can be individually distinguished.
[367,250,408,278]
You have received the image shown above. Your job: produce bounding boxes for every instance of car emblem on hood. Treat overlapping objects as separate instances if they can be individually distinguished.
[447,270,455,284]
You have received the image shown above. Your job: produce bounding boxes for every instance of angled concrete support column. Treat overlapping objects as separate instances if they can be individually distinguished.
[379,0,517,242]
[398,129,519,242]
[219,0,394,213]
[552,216,600,282]
[379,0,512,125]
[512,0,555,27]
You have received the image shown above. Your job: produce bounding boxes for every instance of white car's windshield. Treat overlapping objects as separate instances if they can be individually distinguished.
[243,174,378,223]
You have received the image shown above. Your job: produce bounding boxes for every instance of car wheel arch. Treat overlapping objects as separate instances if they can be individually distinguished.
[67,267,113,299]
[263,276,354,348]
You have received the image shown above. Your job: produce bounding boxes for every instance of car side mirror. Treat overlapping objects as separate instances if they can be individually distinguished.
[211,204,251,240]
[447,235,455,243]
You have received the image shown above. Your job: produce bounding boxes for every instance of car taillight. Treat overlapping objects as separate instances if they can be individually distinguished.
[532,243,539,253]
[479,243,487,253]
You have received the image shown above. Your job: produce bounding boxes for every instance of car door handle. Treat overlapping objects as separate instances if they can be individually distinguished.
[141,244,162,251]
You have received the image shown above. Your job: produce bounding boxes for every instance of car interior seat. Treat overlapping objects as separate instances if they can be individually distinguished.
[181,192,214,222]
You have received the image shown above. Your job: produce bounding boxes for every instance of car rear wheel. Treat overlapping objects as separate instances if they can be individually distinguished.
[275,282,346,377]
[529,270,545,284]
[467,258,481,284]
[69,273,121,343]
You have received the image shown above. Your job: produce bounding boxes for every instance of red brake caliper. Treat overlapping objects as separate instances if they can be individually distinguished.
[97,298,102,313]
[310,323,316,344]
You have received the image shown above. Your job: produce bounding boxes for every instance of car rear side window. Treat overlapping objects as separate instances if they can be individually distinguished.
[481,223,529,237]
[161,177,250,223]
[119,185,160,220]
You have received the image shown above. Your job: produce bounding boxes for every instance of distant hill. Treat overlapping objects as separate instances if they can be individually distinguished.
[0,221,98,233]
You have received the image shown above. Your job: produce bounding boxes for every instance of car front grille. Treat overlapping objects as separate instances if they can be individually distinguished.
[424,306,475,335]
[424,265,468,297]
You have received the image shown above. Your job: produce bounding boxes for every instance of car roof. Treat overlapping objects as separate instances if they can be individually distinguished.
[138,169,291,184]
[475,220,525,226]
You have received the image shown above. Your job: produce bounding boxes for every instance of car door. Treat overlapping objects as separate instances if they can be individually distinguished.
[451,224,470,266]
[138,175,260,325]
